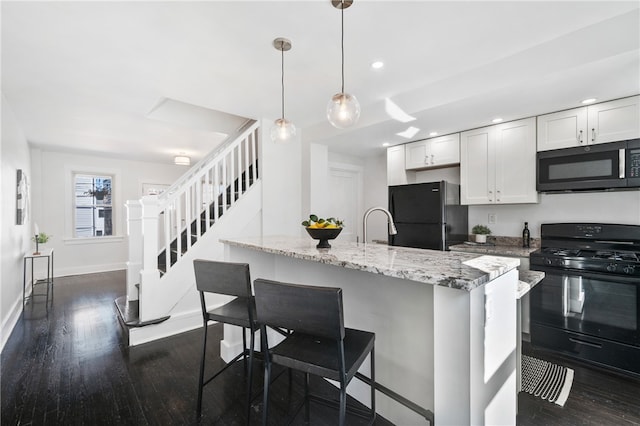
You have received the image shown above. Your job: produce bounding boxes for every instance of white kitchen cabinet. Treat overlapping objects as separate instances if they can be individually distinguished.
[537,96,640,151]
[387,145,409,186]
[587,96,640,144]
[461,117,538,205]
[536,107,587,151]
[405,133,460,170]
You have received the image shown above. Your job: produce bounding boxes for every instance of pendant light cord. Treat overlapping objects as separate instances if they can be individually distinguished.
[281,45,285,120]
[341,0,345,94]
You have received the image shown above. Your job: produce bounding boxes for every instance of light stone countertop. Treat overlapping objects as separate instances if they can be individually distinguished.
[221,236,520,292]
[449,242,539,258]
[448,243,544,298]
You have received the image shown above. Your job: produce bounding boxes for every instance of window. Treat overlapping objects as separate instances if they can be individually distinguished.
[74,174,113,237]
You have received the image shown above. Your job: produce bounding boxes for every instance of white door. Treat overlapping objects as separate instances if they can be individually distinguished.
[328,164,363,242]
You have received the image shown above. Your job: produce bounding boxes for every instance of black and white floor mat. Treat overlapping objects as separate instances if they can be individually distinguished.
[521,355,574,406]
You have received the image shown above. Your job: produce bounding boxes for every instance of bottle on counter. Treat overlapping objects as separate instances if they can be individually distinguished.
[522,222,531,248]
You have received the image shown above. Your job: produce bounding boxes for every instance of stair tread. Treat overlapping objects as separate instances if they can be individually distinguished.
[114,296,170,327]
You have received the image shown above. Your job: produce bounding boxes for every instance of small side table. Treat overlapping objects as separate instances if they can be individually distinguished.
[23,248,54,308]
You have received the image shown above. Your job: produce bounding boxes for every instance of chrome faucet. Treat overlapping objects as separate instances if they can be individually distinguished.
[362,207,397,244]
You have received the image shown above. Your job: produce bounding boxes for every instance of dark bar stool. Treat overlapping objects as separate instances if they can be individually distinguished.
[254,278,376,426]
[193,259,258,421]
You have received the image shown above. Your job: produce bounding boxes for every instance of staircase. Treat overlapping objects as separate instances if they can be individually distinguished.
[117,121,262,345]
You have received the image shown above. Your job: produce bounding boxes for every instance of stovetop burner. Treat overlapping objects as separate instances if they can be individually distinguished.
[530,223,640,278]
[593,251,639,262]
[541,248,581,257]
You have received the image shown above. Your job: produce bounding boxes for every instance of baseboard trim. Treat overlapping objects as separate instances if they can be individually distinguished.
[54,263,126,277]
[128,308,202,346]
[1,291,28,352]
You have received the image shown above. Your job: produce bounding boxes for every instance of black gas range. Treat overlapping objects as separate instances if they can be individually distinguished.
[529,223,640,377]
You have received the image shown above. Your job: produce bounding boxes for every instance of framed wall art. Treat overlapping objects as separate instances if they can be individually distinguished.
[16,169,29,225]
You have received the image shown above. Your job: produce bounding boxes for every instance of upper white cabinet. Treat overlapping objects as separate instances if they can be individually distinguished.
[387,145,409,186]
[405,133,460,170]
[461,117,538,205]
[537,96,640,151]
[588,96,640,144]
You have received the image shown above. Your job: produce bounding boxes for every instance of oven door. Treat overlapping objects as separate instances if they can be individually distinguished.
[537,141,627,192]
[531,271,639,346]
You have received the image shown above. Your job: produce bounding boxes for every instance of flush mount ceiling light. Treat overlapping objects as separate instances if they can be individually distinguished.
[327,0,360,129]
[174,155,191,166]
[371,61,384,69]
[271,37,297,144]
[581,98,597,104]
[492,118,503,123]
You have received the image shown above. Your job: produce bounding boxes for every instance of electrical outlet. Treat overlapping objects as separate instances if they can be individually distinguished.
[488,213,497,224]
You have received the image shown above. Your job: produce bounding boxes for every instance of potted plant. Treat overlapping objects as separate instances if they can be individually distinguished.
[32,232,51,255]
[471,224,491,243]
[85,183,111,200]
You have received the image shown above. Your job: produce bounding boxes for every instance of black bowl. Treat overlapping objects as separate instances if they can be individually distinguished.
[305,227,342,249]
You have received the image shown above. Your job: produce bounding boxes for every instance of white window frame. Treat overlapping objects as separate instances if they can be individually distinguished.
[64,165,123,244]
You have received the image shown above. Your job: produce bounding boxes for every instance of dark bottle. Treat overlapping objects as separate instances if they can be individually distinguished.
[522,222,530,248]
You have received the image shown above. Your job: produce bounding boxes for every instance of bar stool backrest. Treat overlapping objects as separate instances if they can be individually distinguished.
[193,259,252,298]
[254,278,345,340]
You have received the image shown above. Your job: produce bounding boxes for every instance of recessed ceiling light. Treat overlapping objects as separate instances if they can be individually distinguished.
[581,98,597,104]
[492,118,503,123]
[429,132,438,137]
[371,61,384,69]
[382,142,390,147]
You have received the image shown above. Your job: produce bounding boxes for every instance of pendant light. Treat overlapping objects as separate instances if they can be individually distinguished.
[327,0,360,129]
[270,37,296,144]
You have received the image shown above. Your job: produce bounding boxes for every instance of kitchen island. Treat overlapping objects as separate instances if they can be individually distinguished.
[221,236,520,425]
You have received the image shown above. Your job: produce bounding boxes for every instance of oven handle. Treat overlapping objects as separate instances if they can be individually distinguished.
[620,148,625,179]
[569,337,603,349]
[593,240,634,245]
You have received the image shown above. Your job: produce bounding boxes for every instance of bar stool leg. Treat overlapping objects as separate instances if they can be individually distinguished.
[197,321,208,417]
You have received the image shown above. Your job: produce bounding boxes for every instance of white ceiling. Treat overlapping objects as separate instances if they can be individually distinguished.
[2,1,639,163]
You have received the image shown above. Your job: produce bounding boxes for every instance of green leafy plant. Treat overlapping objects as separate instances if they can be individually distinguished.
[32,232,51,244]
[301,214,344,229]
[471,224,491,235]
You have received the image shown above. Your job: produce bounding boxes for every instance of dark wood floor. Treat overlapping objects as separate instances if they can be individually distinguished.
[1,271,390,425]
[2,270,639,425]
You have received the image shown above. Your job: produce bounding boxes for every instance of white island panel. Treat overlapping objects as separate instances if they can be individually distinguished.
[222,237,518,425]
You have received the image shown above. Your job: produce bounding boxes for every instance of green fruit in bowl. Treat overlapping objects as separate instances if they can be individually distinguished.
[301,214,344,229]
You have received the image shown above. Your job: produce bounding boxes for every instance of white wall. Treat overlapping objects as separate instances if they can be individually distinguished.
[261,118,302,237]
[1,94,32,349]
[30,149,186,277]
[379,154,640,236]
[469,191,640,237]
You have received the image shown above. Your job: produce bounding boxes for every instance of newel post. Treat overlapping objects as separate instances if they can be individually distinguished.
[125,200,143,302]
[139,195,161,322]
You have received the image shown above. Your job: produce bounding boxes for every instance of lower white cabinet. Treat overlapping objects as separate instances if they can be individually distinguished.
[461,117,538,205]
[405,133,460,170]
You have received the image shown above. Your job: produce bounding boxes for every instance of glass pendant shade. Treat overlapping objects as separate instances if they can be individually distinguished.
[327,92,360,129]
[270,118,297,144]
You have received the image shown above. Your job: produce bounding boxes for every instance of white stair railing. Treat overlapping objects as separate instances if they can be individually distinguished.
[126,121,260,322]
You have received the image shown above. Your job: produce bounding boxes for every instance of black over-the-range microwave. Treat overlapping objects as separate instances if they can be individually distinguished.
[537,139,640,192]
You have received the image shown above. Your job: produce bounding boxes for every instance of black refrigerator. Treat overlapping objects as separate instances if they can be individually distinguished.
[388,181,468,250]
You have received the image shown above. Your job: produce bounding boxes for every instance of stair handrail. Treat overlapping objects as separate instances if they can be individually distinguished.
[158,120,258,204]
[134,121,261,322]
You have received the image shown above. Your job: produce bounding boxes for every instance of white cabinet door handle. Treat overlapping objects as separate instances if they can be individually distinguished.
[431,154,434,164]
[591,128,596,142]
[424,156,429,164]
[578,130,583,144]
